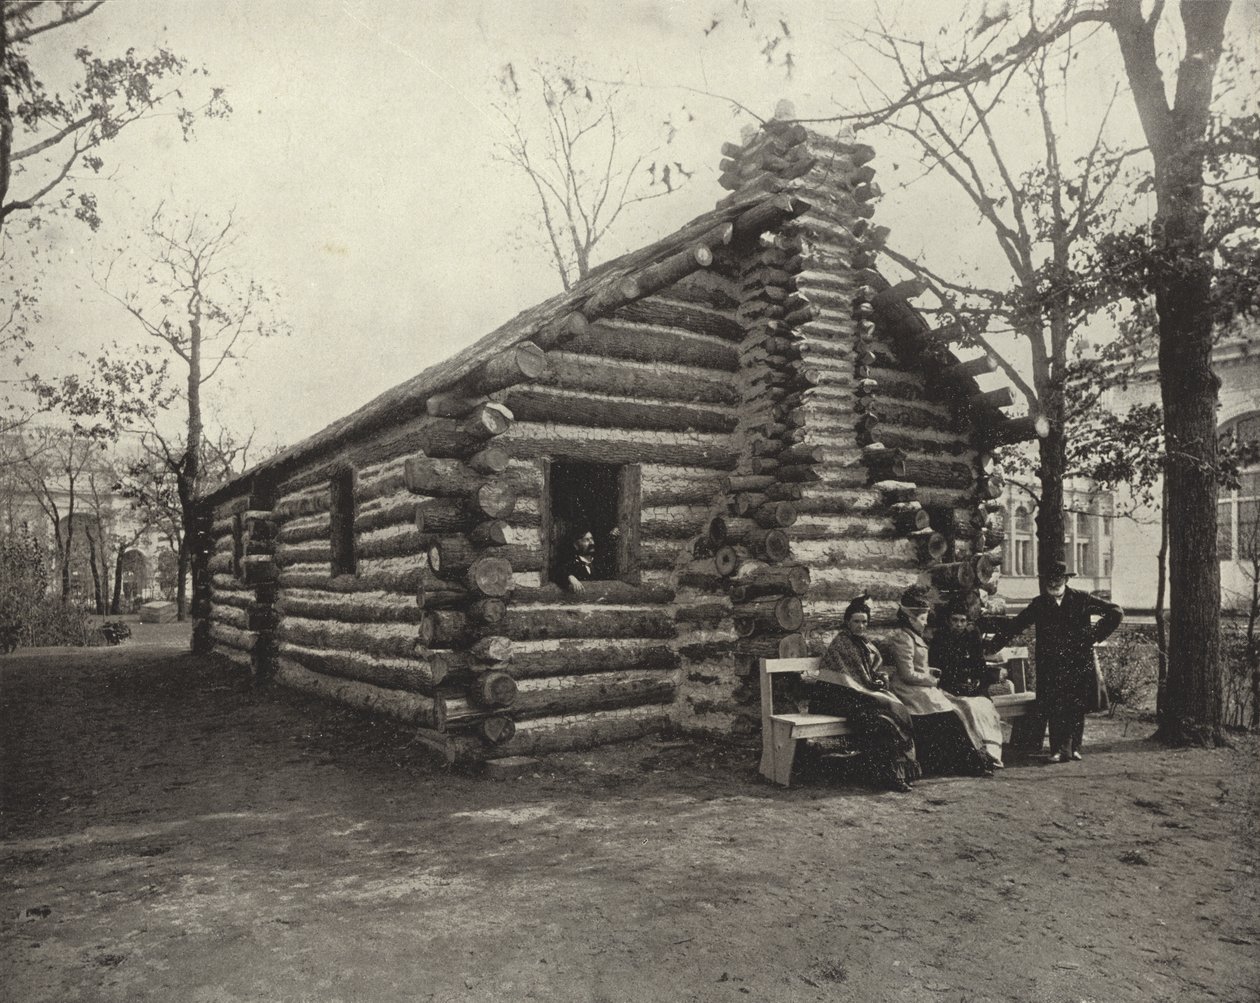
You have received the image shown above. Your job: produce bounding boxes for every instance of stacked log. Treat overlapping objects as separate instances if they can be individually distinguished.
[409,381,528,752]
[256,363,532,754]
[201,494,280,676]
[708,114,1025,685]
[445,248,748,757]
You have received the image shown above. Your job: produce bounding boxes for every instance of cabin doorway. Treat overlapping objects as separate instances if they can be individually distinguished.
[543,460,641,588]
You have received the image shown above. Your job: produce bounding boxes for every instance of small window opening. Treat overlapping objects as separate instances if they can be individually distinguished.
[544,460,640,589]
[231,513,245,579]
[329,468,357,576]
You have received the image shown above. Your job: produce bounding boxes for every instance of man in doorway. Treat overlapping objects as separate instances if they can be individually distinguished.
[986,560,1123,763]
[559,526,620,594]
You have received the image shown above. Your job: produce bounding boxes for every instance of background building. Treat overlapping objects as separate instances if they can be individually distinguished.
[998,480,1115,603]
[0,428,175,611]
[1105,325,1260,612]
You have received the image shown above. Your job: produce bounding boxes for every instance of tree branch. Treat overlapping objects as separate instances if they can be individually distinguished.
[9,0,105,43]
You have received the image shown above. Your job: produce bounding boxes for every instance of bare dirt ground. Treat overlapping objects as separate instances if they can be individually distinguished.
[2,629,1257,1003]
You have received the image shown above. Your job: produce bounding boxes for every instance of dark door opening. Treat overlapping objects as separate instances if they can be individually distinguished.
[544,460,641,588]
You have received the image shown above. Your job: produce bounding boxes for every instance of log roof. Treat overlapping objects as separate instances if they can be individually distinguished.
[206,176,1025,506]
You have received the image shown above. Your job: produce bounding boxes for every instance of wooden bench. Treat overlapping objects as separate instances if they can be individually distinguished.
[759,655,1038,787]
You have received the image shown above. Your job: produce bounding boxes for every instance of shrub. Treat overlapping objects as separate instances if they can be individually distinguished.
[23,598,93,648]
[0,529,92,650]
[1221,617,1258,730]
[1097,628,1158,715]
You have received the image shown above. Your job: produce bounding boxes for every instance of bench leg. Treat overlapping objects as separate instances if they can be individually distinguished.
[759,726,777,783]
[770,720,798,787]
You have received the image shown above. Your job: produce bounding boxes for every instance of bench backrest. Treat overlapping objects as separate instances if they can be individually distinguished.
[759,657,822,725]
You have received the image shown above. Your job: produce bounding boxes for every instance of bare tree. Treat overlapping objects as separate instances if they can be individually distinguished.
[494,61,691,289]
[102,206,287,616]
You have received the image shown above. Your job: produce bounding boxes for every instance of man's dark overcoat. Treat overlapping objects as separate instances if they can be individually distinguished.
[990,587,1123,712]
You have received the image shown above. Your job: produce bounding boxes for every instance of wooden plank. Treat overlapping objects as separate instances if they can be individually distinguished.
[762,656,822,675]
[617,464,642,586]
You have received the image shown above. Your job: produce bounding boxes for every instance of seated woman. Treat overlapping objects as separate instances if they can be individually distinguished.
[805,594,921,793]
[886,585,1002,776]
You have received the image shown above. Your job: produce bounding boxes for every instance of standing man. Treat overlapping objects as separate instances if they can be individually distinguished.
[986,560,1123,763]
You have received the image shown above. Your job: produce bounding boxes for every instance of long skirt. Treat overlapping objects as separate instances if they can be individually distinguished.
[911,712,993,777]
[811,684,922,788]
[892,683,1003,767]
[947,695,1004,766]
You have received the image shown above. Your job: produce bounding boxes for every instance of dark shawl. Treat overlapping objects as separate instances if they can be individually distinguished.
[813,629,917,758]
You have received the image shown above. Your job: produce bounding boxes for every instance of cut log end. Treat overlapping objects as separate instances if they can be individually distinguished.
[474,670,519,708]
[714,546,740,577]
[468,557,514,597]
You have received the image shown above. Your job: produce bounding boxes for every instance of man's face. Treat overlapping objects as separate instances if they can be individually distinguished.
[847,612,869,637]
[948,613,969,634]
[1043,576,1067,598]
[576,532,596,555]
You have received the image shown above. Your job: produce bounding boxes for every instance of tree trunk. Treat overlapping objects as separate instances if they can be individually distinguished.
[111,547,125,614]
[84,528,104,614]
[176,539,190,621]
[1035,421,1067,574]
[1154,479,1170,721]
[1113,0,1229,746]
[1155,256,1222,745]
[59,520,72,599]
[1149,62,1225,744]
[1247,556,1259,730]
[172,298,205,622]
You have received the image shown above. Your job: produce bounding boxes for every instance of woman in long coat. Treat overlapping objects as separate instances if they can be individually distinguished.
[886,585,1000,776]
[807,594,921,792]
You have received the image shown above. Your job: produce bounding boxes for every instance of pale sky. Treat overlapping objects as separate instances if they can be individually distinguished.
[14,0,1250,454]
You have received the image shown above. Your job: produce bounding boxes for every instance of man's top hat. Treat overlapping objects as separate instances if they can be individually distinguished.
[1041,559,1074,581]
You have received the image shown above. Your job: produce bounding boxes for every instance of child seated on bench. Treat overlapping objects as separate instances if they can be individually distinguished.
[804,594,921,793]
[929,596,1006,697]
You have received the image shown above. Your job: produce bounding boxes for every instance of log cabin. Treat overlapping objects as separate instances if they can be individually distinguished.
[193,115,1046,766]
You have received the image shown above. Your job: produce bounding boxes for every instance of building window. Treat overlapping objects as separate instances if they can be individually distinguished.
[1219,415,1260,562]
[1074,511,1093,577]
[329,469,357,576]
[542,460,641,588]
[1011,505,1034,577]
[1218,500,1235,558]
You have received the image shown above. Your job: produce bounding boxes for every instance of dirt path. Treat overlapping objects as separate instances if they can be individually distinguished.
[2,638,1257,1003]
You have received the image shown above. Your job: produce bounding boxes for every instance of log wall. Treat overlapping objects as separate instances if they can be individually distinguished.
[669,117,1009,736]
[194,489,277,676]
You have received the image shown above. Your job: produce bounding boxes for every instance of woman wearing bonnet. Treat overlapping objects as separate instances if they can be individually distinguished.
[886,584,1003,776]
[806,594,922,793]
